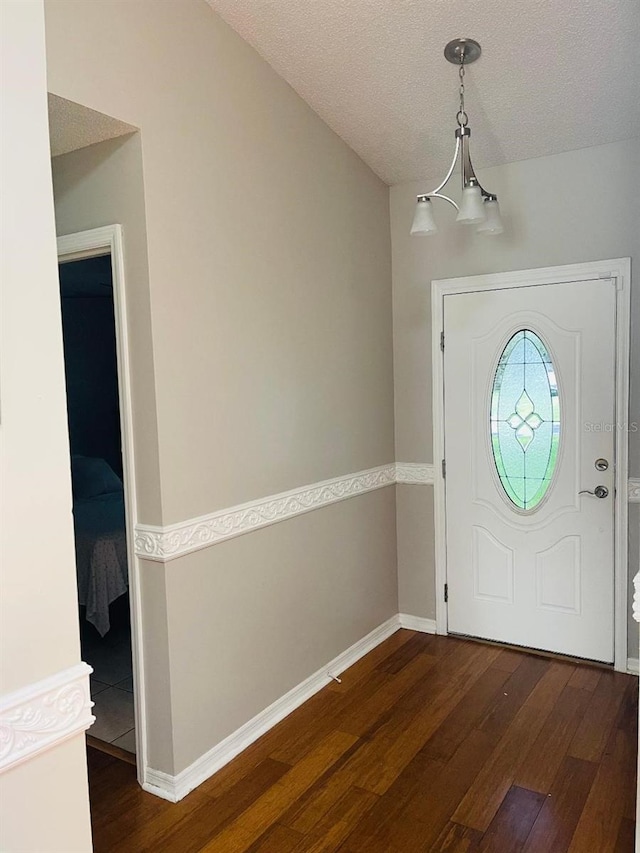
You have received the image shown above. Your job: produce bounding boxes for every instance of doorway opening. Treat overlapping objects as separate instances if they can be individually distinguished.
[59,251,135,757]
[57,226,145,778]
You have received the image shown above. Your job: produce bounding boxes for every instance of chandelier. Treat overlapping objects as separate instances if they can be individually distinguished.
[411,38,503,237]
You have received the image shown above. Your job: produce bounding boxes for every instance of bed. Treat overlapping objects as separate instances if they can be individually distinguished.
[71,456,128,637]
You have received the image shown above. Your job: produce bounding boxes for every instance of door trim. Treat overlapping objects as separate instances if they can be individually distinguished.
[57,225,147,784]
[431,258,631,672]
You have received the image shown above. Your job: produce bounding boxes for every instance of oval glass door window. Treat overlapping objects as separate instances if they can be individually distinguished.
[490,329,560,510]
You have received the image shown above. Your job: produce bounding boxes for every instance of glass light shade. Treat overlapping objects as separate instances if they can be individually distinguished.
[456,185,486,224]
[410,198,438,236]
[477,199,504,235]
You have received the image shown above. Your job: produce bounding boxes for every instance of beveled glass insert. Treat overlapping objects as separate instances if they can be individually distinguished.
[490,330,560,510]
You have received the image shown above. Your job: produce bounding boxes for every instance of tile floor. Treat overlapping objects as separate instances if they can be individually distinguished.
[82,596,136,754]
[90,677,135,750]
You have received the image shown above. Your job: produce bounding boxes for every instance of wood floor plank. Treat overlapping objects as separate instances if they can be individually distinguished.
[452,661,574,832]
[89,761,175,851]
[479,785,546,852]
[272,642,436,766]
[338,649,438,738]
[514,685,590,793]
[85,634,636,853]
[402,730,496,845]
[343,813,443,853]
[568,725,637,852]
[491,648,529,673]
[246,824,304,852]
[478,656,550,745]
[567,670,629,762]
[279,742,382,836]
[280,641,494,835]
[109,792,218,853]
[269,672,386,765]
[199,688,344,798]
[198,730,358,853]
[337,751,445,852]
[613,817,636,852]
[326,629,416,693]
[291,787,378,853]
[430,821,484,852]
[422,666,511,762]
[342,641,501,796]
[522,756,597,853]
[375,632,437,674]
[134,758,292,853]
[567,666,602,692]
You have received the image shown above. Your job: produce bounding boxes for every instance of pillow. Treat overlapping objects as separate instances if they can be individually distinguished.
[71,456,123,499]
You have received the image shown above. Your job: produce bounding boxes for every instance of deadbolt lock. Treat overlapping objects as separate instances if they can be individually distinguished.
[594,458,609,472]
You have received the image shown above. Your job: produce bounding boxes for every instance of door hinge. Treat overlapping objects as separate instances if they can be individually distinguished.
[444,583,448,603]
[440,331,445,351]
[441,459,446,478]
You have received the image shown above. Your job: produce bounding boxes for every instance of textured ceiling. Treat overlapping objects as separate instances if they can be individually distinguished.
[48,94,137,158]
[205,0,640,185]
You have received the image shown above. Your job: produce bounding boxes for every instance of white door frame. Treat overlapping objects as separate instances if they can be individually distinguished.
[57,224,147,783]
[431,258,631,672]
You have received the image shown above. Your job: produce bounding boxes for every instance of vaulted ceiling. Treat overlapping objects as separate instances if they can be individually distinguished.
[206,0,640,185]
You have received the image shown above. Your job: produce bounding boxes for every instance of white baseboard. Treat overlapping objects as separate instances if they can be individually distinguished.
[143,610,629,802]
[143,614,401,802]
[398,613,437,634]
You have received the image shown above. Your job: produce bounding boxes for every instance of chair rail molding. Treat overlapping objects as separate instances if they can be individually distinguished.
[135,464,399,562]
[0,662,94,772]
[134,465,635,563]
[395,463,436,485]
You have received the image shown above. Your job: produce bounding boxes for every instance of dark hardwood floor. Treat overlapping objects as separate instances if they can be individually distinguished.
[86,630,638,852]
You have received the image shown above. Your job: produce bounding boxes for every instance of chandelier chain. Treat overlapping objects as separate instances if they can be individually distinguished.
[457,61,468,127]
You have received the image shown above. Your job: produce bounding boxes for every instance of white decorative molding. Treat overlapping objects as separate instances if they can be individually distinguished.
[143,615,401,802]
[398,613,438,633]
[0,663,94,772]
[134,465,638,564]
[396,463,436,485]
[633,573,640,625]
[627,658,639,676]
[135,464,397,562]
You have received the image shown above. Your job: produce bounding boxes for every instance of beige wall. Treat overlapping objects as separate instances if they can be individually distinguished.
[45,0,395,526]
[52,134,161,524]
[45,0,396,776]
[0,739,92,853]
[0,1,92,849]
[168,488,398,773]
[391,139,640,648]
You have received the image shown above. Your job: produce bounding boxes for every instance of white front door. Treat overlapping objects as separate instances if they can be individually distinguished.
[444,278,616,662]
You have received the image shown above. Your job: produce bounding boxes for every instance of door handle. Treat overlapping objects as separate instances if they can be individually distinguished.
[579,485,609,499]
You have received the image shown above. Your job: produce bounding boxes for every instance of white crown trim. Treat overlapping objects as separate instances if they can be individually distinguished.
[629,478,640,502]
[143,615,401,801]
[0,662,94,772]
[135,464,397,562]
[396,463,436,485]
